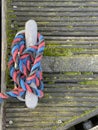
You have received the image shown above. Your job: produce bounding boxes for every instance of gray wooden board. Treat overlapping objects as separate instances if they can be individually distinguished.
[1,0,7,130]
[8,0,98,36]
[4,71,98,130]
[42,56,98,72]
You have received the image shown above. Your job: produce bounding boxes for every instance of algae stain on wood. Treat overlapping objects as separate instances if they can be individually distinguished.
[52,108,98,130]
[80,80,98,85]
[6,0,18,87]
[44,45,84,57]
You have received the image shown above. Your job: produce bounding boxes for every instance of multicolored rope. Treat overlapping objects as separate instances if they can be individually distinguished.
[0,32,45,103]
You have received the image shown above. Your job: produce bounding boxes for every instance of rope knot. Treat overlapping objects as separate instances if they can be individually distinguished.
[0,32,45,108]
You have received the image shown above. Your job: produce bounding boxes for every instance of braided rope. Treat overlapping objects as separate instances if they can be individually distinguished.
[0,32,45,106]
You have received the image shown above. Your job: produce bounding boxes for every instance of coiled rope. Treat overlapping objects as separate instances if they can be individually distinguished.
[0,20,45,109]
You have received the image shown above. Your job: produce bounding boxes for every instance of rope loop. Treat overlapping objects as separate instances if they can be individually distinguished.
[0,32,45,104]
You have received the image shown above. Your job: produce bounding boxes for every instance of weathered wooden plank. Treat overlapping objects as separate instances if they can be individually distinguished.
[43,72,94,79]
[45,37,98,42]
[8,36,98,45]
[45,40,98,45]
[45,83,98,89]
[10,30,98,36]
[39,26,98,30]
[44,87,98,93]
[6,128,51,130]
[6,128,52,130]
[17,21,98,27]
[4,101,95,128]
[11,16,98,22]
[12,0,98,2]
[11,12,98,17]
[5,102,92,112]
[1,0,7,130]
[5,107,82,114]
[41,56,98,72]
[5,111,77,118]
[44,76,95,83]
[5,98,98,106]
[36,32,98,37]
[9,0,98,37]
[74,51,98,55]
[11,18,98,26]
[62,109,98,130]
[11,6,98,12]
[5,92,98,102]
[5,122,57,128]
[11,2,98,7]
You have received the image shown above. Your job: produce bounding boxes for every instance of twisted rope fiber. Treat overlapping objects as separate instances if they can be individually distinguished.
[0,32,45,102]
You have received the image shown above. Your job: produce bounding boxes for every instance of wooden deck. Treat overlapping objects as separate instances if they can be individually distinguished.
[1,0,98,130]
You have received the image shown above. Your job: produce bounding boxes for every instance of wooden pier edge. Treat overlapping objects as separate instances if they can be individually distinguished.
[58,108,98,130]
[0,0,7,130]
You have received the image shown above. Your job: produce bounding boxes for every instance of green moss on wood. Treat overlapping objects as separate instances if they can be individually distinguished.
[52,107,98,130]
[44,45,84,56]
[6,0,18,87]
[64,72,81,76]
[66,25,73,29]
[81,72,93,75]
[79,6,84,8]
[80,80,98,85]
